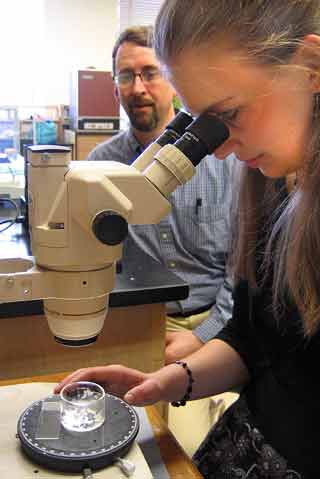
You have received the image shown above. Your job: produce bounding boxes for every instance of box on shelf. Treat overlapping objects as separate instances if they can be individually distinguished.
[33,120,58,145]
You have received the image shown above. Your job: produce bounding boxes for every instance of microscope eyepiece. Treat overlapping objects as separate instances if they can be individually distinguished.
[166,110,194,134]
[142,111,229,197]
[173,112,229,166]
[132,110,194,174]
[156,110,193,147]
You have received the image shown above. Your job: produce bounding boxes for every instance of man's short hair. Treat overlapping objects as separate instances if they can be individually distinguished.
[112,25,154,77]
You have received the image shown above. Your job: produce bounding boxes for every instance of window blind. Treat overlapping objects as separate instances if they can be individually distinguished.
[119,0,163,31]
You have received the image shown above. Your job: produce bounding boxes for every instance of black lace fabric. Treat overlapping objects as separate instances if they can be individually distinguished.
[193,396,302,479]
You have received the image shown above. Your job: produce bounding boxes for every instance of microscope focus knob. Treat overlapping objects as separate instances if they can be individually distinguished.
[92,211,128,246]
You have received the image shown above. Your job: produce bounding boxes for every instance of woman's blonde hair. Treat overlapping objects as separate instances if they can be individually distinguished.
[155,0,320,335]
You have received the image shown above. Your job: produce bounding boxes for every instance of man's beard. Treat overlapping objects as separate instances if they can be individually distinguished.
[127,101,159,132]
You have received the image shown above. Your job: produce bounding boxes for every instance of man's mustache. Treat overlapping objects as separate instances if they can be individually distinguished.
[128,98,155,108]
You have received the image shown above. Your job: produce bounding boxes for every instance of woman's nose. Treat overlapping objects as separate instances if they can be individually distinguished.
[214,138,240,160]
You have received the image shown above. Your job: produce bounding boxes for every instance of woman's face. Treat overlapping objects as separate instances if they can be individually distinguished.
[167,43,316,178]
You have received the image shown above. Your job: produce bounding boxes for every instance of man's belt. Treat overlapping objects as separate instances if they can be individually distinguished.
[168,303,214,318]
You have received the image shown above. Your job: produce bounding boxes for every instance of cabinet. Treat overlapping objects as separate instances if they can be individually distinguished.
[0,303,166,380]
[70,70,120,132]
[76,132,114,160]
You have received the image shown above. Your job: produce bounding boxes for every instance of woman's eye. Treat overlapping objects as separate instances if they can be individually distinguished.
[219,109,239,123]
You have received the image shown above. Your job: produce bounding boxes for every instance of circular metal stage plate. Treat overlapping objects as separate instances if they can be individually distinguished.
[17,393,139,473]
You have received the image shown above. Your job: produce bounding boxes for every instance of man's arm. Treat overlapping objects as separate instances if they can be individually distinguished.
[165,156,239,363]
[86,131,127,163]
[165,273,234,363]
[194,272,234,342]
[85,136,111,161]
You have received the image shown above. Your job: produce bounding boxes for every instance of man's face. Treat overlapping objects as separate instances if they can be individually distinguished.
[114,41,176,132]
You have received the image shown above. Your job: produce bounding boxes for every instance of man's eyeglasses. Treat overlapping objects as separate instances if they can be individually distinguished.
[114,67,162,87]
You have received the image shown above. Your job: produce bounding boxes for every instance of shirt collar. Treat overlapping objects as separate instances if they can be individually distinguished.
[126,128,143,155]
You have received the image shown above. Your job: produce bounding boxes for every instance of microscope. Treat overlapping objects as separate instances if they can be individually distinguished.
[0,111,229,347]
[0,111,230,475]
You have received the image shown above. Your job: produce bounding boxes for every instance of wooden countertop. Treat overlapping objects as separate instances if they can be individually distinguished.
[0,373,203,479]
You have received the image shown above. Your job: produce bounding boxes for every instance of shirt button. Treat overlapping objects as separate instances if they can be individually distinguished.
[168,261,176,268]
[161,233,168,239]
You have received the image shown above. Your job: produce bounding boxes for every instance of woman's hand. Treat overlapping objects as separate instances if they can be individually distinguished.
[53,365,165,406]
[53,340,250,405]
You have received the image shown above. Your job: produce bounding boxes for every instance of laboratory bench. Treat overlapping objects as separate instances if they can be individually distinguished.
[0,225,188,384]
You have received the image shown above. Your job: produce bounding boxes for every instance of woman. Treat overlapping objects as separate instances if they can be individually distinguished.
[55,1,320,476]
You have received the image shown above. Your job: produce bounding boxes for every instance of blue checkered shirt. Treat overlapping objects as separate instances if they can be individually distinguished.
[87,128,236,342]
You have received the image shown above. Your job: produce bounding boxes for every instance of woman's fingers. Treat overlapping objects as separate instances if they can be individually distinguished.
[54,367,108,393]
[53,366,164,407]
[54,365,147,396]
[124,377,163,406]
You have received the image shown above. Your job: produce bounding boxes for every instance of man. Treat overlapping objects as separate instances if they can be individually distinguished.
[88,25,238,455]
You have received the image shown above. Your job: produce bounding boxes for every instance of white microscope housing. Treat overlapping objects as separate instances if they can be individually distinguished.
[0,112,229,346]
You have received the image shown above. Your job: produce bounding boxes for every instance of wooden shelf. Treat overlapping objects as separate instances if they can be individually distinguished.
[76,132,115,160]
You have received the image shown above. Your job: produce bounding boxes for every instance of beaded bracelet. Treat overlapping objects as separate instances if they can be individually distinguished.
[171,360,194,407]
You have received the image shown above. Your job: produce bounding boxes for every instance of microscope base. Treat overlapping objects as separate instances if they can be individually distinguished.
[0,383,153,478]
